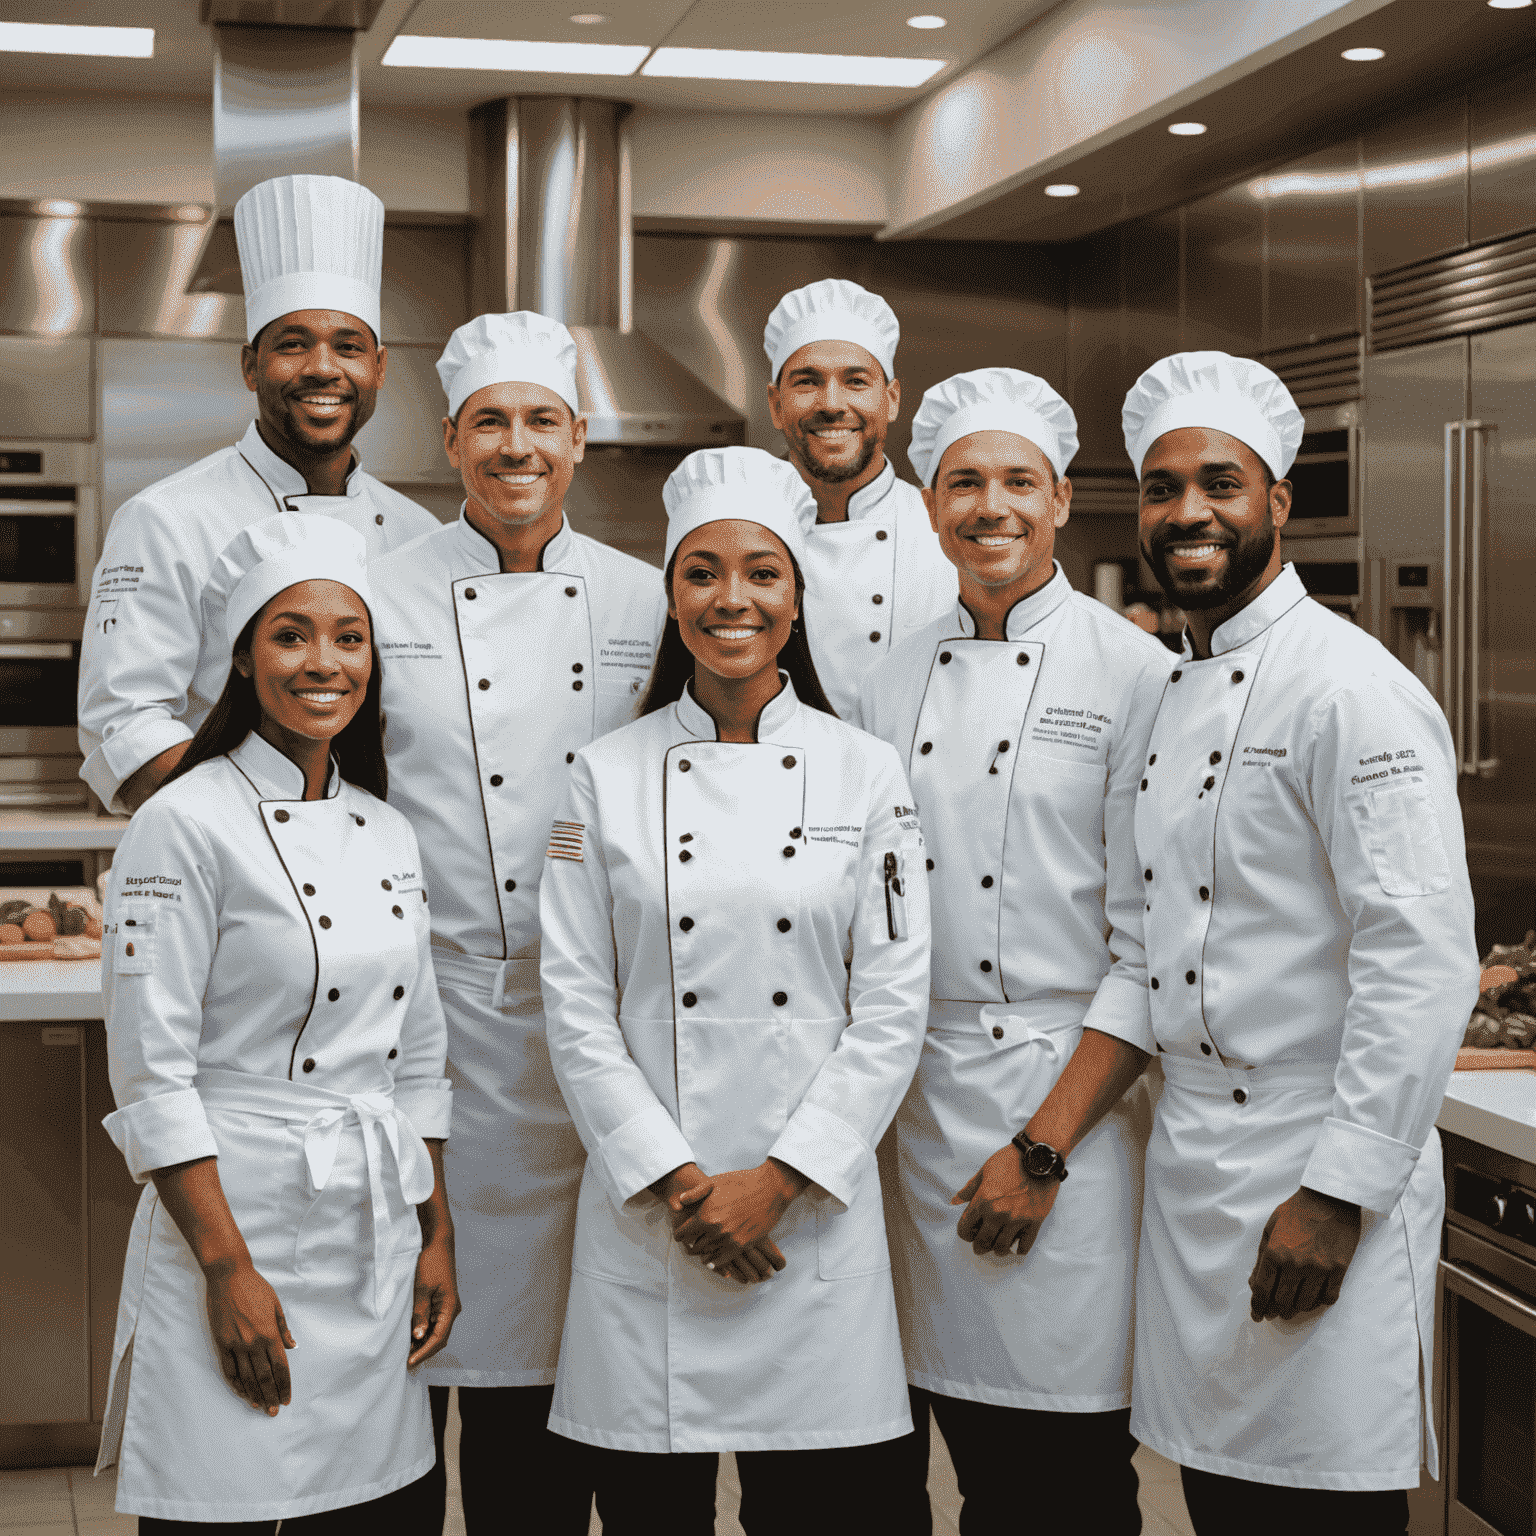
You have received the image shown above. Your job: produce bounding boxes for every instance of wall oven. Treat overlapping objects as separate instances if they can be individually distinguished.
[1281,402,1359,539]
[0,440,96,610]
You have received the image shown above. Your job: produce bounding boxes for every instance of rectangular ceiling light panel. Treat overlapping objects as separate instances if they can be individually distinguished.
[383,35,651,74]
[642,46,944,86]
[0,22,154,57]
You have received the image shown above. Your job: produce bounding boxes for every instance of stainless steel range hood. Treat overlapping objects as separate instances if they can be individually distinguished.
[470,98,745,448]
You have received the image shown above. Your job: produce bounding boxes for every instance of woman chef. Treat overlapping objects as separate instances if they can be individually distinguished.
[95,513,457,1530]
[538,446,932,1534]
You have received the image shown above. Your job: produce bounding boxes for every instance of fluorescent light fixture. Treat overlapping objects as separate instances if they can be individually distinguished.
[642,47,944,87]
[0,22,153,57]
[1168,121,1207,136]
[1341,46,1386,60]
[907,14,947,27]
[568,12,609,21]
[383,34,649,73]
[1044,184,1081,198]
[1489,0,1533,9]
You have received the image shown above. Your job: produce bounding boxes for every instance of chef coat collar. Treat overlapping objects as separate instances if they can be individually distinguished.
[954,561,1073,640]
[238,421,363,502]
[452,505,578,575]
[840,458,898,523]
[229,729,341,802]
[1186,563,1308,658]
[674,670,799,742]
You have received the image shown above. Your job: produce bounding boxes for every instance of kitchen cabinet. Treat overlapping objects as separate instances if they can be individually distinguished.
[1264,141,1362,351]
[1183,182,1263,358]
[1470,60,1536,249]
[1364,100,1468,277]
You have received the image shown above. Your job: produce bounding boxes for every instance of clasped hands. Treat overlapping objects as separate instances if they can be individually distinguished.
[652,1159,809,1285]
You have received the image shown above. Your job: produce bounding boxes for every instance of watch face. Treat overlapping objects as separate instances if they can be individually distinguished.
[1023,1142,1058,1178]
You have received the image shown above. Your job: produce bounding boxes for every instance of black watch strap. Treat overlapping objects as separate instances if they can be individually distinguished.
[1011,1128,1069,1182]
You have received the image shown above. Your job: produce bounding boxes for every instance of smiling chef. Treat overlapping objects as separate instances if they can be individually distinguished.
[763,279,957,718]
[1121,352,1478,1533]
[77,173,438,814]
[366,310,665,1533]
[854,368,1173,1533]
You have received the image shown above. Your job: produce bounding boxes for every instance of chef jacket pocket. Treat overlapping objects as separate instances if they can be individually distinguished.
[815,1172,892,1280]
[113,915,155,974]
[1362,777,1451,897]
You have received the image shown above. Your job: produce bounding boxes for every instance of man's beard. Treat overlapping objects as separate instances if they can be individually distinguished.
[790,421,879,485]
[273,389,364,453]
[1144,517,1275,611]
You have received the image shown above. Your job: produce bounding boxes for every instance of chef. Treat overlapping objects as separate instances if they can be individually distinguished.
[1123,352,1478,1532]
[855,368,1172,1533]
[78,172,438,814]
[538,446,931,1533]
[96,514,455,1529]
[764,278,957,717]
[367,310,665,1533]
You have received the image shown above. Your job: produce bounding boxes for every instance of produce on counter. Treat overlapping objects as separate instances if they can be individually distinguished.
[21,910,56,941]
[0,889,104,959]
[0,923,23,946]
[1465,931,1536,1048]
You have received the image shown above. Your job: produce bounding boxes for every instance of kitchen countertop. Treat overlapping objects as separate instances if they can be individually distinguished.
[0,810,127,851]
[0,957,104,1021]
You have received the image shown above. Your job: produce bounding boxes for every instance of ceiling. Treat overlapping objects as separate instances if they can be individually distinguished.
[0,0,1062,115]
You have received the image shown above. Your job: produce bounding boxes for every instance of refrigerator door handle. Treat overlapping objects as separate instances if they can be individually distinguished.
[1443,421,1466,772]
[1467,421,1498,778]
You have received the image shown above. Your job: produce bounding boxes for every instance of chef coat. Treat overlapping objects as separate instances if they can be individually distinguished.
[79,422,438,812]
[799,459,957,718]
[96,730,452,1521]
[1129,564,1478,1491]
[369,509,665,1387]
[857,565,1173,1411]
[539,677,930,1452]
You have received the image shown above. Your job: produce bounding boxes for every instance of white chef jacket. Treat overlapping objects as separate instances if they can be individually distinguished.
[96,730,452,1521]
[79,422,438,811]
[799,459,957,719]
[369,509,665,1387]
[540,677,930,1452]
[857,565,1173,1411]
[1129,564,1478,1490]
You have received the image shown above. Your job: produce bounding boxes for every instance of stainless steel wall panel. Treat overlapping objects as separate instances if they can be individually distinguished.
[1065,229,1126,471]
[352,345,456,483]
[0,338,93,440]
[97,221,246,341]
[1470,61,1536,248]
[1263,142,1362,351]
[0,216,93,338]
[1363,101,1469,277]
[378,223,471,345]
[1183,184,1263,357]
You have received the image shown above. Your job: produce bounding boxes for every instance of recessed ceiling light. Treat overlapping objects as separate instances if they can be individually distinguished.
[907,14,947,26]
[0,21,153,57]
[1341,46,1386,60]
[382,35,649,73]
[1168,122,1207,135]
[641,47,944,86]
[568,12,609,21]
[1044,184,1081,198]
[1488,0,1533,9]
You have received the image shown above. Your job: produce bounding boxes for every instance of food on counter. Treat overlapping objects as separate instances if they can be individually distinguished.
[21,910,56,941]
[0,924,22,947]
[52,935,103,961]
[1456,1046,1536,1071]
[0,941,57,961]
[0,889,105,960]
[1465,931,1536,1049]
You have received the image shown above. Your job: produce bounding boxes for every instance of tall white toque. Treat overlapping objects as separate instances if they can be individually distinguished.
[435,311,581,419]
[662,447,815,570]
[763,278,900,383]
[908,367,1079,487]
[1121,351,1305,480]
[234,174,385,345]
[208,512,373,649]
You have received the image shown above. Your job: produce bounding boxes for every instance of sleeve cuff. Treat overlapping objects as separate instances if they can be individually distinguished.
[1081,974,1156,1055]
[597,1103,697,1207]
[83,714,195,811]
[1301,1116,1422,1215]
[395,1081,453,1140]
[102,1088,218,1183]
[768,1100,871,1211]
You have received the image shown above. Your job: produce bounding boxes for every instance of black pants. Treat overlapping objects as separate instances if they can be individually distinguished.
[1180,1465,1409,1536]
[422,1383,593,1534]
[138,1470,437,1533]
[589,1428,929,1535]
[909,1385,1141,1535]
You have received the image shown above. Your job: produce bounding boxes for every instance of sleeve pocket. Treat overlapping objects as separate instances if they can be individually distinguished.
[113,914,156,974]
[1362,778,1452,897]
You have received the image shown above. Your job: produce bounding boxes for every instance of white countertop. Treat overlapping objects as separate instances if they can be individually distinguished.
[0,957,104,1021]
[0,811,128,851]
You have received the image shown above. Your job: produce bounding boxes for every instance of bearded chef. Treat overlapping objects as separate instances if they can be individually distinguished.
[854,368,1172,1534]
[538,446,931,1534]
[1121,352,1478,1533]
[78,173,438,814]
[763,279,957,718]
[367,310,665,1533]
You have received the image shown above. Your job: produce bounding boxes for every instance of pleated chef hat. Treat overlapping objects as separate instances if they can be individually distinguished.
[662,447,814,570]
[908,367,1079,487]
[234,174,385,345]
[436,311,581,419]
[208,512,373,649]
[1121,351,1304,481]
[763,278,900,382]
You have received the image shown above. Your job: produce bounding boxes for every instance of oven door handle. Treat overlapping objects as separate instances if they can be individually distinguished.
[1440,1255,1536,1336]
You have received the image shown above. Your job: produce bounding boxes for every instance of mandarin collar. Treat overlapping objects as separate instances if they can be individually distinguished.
[954,562,1073,640]
[229,730,341,802]
[841,458,899,523]
[1186,564,1309,659]
[453,507,577,575]
[674,671,800,742]
[237,421,363,501]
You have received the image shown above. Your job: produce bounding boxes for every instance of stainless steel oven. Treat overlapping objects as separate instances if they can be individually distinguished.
[1284,533,1363,624]
[1282,402,1359,539]
[0,440,97,610]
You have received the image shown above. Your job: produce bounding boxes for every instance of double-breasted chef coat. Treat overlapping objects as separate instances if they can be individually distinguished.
[1129,565,1478,1491]
[369,510,665,1387]
[79,422,437,811]
[539,678,931,1452]
[96,730,452,1522]
[798,459,958,718]
[855,565,1174,1412]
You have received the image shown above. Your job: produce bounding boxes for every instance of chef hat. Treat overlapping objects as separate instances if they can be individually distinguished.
[1121,351,1304,480]
[662,447,814,571]
[908,368,1078,487]
[436,311,581,420]
[207,512,373,649]
[763,278,900,383]
[234,174,385,345]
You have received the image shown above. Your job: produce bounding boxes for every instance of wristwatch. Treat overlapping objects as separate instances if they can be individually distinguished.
[1011,1129,1069,1182]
